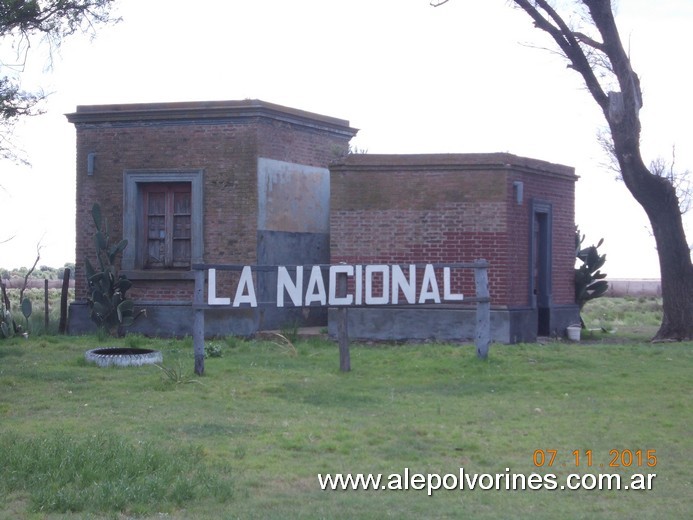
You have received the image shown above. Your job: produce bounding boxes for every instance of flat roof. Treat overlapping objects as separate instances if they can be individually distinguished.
[66,99,358,138]
[330,152,576,179]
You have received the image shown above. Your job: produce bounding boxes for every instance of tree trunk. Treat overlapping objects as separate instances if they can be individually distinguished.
[653,218,693,341]
[641,182,693,340]
[616,150,693,340]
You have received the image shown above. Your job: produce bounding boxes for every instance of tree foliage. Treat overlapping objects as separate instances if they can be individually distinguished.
[0,0,117,162]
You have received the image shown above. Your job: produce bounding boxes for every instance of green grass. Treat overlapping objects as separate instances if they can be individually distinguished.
[0,431,232,515]
[581,296,663,337]
[0,298,690,519]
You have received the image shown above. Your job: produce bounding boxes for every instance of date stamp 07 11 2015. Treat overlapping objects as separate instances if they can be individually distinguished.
[533,449,657,469]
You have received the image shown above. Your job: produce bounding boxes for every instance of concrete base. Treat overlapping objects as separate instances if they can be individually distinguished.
[69,301,579,342]
[327,304,580,344]
[543,304,582,339]
[68,301,326,338]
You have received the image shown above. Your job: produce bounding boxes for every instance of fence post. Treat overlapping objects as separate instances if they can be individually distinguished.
[474,260,490,360]
[44,279,49,331]
[193,268,205,376]
[58,268,71,334]
[337,270,350,372]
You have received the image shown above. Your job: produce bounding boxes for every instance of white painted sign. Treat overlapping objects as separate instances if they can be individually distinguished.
[206,264,464,307]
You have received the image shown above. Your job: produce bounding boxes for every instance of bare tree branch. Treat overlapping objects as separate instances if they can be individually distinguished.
[19,239,43,305]
[512,0,609,111]
[582,0,643,115]
[650,147,692,215]
[573,31,605,51]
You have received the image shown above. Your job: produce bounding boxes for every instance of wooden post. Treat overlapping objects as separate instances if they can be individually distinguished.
[58,268,70,334]
[474,260,491,360]
[337,270,351,372]
[44,279,49,331]
[193,269,205,376]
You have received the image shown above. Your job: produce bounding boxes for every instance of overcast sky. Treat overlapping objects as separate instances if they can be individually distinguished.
[1,0,691,278]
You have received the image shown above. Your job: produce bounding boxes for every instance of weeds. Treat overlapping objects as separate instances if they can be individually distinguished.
[279,320,300,343]
[205,341,224,358]
[126,333,148,349]
[154,361,203,386]
[224,335,243,349]
[268,332,298,356]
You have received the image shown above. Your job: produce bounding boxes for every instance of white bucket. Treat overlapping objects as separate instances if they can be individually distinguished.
[566,325,581,341]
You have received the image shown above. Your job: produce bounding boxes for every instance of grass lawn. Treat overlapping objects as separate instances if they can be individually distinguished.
[0,298,691,519]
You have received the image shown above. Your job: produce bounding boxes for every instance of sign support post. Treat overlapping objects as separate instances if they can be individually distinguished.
[193,269,206,375]
[474,259,491,359]
[336,270,351,372]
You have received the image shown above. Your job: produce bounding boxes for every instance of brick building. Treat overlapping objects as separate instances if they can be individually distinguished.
[66,99,357,335]
[67,100,578,342]
[328,154,578,342]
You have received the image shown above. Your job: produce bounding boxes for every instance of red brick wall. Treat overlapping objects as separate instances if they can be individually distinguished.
[74,122,260,302]
[330,154,576,307]
[256,119,350,168]
[330,158,509,303]
[507,169,576,306]
[70,101,355,302]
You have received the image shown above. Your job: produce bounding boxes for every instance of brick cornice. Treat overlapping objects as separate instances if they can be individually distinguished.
[66,99,358,138]
[330,153,576,181]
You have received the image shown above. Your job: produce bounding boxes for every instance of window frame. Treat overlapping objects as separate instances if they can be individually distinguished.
[122,170,204,273]
[141,182,192,269]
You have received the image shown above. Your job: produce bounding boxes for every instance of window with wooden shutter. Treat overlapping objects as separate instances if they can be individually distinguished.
[142,183,192,269]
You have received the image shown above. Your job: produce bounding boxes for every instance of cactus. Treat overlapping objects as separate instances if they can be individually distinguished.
[85,203,145,337]
[0,284,16,338]
[21,298,32,334]
[575,227,608,324]
[0,305,13,338]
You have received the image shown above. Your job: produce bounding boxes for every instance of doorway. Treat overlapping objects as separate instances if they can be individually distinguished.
[531,202,552,336]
